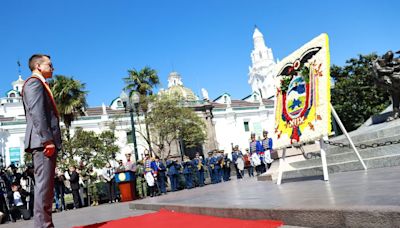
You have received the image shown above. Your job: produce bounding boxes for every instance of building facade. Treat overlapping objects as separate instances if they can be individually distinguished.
[0,27,276,166]
[248,27,277,99]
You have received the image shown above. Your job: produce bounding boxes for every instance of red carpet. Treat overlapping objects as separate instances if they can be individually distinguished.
[74,209,284,228]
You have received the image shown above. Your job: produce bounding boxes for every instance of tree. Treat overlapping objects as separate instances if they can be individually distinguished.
[331,53,390,131]
[123,67,160,111]
[123,67,160,155]
[145,95,206,159]
[49,75,87,140]
[58,128,119,170]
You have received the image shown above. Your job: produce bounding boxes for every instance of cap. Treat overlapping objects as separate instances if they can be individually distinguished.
[263,130,268,134]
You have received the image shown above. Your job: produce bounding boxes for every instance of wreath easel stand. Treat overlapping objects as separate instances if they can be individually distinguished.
[276,103,367,185]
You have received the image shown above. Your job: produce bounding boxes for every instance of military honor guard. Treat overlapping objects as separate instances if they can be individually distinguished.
[135,160,147,199]
[181,156,194,189]
[193,152,205,187]
[212,151,223,183]
[232,145,244,179]
[143,154,156,197]
[222,152,231,181]
[249,133,263,175]
[261,130,274,171]
[166,158,179,192]
[206,151,215,184]
[154,156,167,194]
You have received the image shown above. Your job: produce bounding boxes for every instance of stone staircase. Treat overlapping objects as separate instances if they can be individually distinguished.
[279,118,400,180]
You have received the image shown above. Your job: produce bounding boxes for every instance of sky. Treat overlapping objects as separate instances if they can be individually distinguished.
[1,0,399,107]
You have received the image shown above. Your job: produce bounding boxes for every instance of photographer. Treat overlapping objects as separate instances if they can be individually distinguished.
[20,164,35,217]
[7,182,30,221]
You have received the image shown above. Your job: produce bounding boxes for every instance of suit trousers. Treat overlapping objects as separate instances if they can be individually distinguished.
[72,189,81,209]
[33,149,56,228]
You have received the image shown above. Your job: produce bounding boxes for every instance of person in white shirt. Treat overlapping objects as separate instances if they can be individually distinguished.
[102,162,116,203]
[8,183,31,221]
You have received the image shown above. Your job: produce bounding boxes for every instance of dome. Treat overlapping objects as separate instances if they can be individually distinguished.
[163,85,198,101]
[160,71,198,101]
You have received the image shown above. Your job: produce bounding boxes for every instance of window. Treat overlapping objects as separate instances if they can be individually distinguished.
[117,100,122,107]
[224,96,227,104]
[127,131,133,144]
[244,121,249,132]
[9,93,15,98]
[253,95,257,101]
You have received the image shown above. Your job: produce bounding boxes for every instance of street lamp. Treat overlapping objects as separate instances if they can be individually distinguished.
[120,91,139,162]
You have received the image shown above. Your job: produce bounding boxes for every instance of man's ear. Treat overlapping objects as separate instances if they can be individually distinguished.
[36,64,42,72]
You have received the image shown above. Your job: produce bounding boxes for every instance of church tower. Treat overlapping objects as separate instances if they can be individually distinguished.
[248,26,276,99]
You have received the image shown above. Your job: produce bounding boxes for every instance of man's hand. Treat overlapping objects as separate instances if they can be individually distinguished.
[43,141,55,158]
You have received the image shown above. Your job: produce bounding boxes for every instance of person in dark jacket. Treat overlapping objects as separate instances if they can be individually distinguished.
[68,166,81,209]
[181,156,194,189]
[7,183,30,221]
[54,167,65,212]
[166,159,179,192]
[154,157,167,194]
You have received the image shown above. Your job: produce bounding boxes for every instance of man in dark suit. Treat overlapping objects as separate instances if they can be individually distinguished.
[68,166,81,209]
[22,54,61,228]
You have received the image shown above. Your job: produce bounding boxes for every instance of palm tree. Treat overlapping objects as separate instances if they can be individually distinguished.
[123,67,160,111]
[123,66,160,155]
[50,75,88,140]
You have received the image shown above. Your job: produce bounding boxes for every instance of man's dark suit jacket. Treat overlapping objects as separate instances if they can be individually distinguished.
[69,171,80,191]
[22,76,62,152]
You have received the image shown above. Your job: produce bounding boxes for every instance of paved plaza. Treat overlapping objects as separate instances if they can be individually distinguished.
[2,201,152,228]
[131,166,400,227]
[3,166,400,227]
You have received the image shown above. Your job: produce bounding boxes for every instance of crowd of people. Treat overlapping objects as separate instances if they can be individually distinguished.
[0,131,274,224]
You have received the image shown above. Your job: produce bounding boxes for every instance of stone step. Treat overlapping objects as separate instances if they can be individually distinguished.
[282,154,400,180]
[325,134,400,155]
[329,119,400,145]
[290,144,400,169]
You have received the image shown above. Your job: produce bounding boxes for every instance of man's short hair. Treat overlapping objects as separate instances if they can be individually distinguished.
[28,54,51,71]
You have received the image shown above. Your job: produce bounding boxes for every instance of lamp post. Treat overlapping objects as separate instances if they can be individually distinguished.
[120,91,139,162]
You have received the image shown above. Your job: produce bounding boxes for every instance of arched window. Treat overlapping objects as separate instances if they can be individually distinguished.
[117,100,122,107]
[9,93,15,98]
[224,96,227,104]
[253,95,257,101]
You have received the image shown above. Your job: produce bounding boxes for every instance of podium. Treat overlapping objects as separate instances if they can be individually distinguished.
[115,170,136,202]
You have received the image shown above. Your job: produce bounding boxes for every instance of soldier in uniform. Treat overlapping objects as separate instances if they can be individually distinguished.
[135,160,147,199]
[222,152,231,181]
[143,154,156,197]
[166,158,179,192]
[154,156,167,194]
[193,152,205,187]
[212,151,222,183]
[206,151,215,184]
[87,165,99,206]
[261,130,274,171]
[232,145,244,179]
[181,156,194,189]
[249,133,263,175]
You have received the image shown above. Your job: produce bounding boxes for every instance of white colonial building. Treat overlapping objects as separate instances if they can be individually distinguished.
[211,91,274,153]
